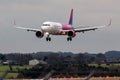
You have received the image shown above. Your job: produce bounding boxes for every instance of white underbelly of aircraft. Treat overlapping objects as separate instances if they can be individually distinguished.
[49,29,61,35]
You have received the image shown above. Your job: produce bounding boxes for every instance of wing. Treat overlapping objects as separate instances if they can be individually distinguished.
[14,22,42,32]
[14,26,41,32]
[74,20,111,33]
[13,20,41,32]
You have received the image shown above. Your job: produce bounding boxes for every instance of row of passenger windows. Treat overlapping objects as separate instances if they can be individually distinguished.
[43,24,50,26]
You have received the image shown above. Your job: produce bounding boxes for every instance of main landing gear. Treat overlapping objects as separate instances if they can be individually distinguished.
[46,37,72,41]
[67,37,72,41]
[46,37,51,41]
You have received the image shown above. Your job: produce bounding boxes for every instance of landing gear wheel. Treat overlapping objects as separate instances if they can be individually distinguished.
[46,37,48,41]
[67,37,69,41]
[46,37,51,41]
[48,37,51,41]
[69,37,72,41]
[67,37,72,41]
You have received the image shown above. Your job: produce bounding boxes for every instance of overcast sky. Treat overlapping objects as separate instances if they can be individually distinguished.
[0,0,120,53]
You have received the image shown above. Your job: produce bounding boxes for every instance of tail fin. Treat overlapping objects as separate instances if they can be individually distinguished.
[68,9,73,25]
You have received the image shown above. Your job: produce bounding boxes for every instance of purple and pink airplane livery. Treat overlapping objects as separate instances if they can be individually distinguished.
[14,9,111,41]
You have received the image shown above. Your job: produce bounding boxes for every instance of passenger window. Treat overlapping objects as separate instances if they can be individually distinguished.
[43,24,50,26]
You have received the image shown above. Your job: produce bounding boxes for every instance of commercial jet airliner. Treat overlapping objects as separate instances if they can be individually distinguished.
[14,9,111,41]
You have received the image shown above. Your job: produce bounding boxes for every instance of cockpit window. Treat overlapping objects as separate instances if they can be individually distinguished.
[43,24,50,26]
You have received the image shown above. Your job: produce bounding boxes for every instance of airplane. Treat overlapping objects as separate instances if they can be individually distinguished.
[14,9,111,41]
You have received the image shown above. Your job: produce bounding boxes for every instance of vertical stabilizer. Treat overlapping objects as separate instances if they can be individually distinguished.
[68,9,73,25]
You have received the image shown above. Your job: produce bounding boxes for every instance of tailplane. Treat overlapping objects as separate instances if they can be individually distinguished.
[68,9,73,25]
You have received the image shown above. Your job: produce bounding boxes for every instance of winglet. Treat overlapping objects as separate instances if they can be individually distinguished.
[107,19,112,27]
[14,19,16,26]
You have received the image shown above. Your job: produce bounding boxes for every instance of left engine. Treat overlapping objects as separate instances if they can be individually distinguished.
[67,30,76,37]
[35,31,44,38]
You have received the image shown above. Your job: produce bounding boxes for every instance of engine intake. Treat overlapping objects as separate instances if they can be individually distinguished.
[67,30,76,37]
[36,31,44,38]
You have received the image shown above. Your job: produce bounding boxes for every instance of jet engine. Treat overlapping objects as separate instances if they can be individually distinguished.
[36,31,44,38]
[67,30,76,37]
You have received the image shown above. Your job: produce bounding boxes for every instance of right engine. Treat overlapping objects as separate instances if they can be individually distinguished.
[67,30,76,37]
[35,31,44,38]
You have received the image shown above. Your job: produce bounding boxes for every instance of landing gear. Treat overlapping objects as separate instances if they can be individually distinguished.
[46,37,51,41]
[45,33,51,41]
[67,37,72,41]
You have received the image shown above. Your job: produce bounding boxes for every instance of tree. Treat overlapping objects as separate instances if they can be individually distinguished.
[95,53,106,64]
[46,53,62,69]
[0,54,6,61]
[74,53,86,64]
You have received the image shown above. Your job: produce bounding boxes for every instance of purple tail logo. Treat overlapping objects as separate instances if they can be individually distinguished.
[68,9,73,25]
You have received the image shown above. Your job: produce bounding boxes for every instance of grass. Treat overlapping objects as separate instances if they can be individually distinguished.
[88,63,120,68]
[0,65,32,79]
[0,65,31,71]
[0,65,120,79]
[5,73,18,79]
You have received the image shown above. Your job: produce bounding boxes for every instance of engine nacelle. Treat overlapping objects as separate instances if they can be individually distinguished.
[67,30,76,37]
[36,31,44,38]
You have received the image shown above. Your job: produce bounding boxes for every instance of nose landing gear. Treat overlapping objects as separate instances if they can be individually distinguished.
[45,32,51,41]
